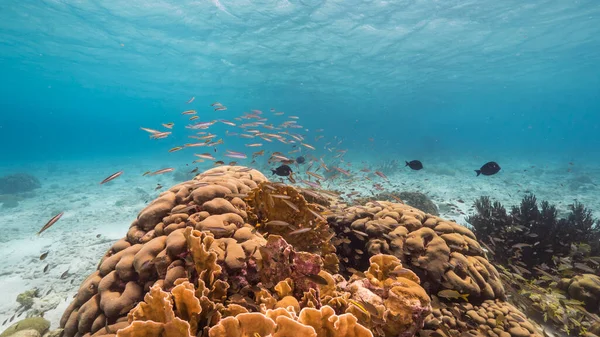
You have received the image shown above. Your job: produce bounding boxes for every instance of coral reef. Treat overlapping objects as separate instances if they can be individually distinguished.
[397,192,439,216]
[0,173,41,194]
[467,195,600,336]
[558,274,600,313]
[467,194,600,273]
[328,200,504,302]
[57,167,541,337]
[353,191,439,216]
[420,299,542,337]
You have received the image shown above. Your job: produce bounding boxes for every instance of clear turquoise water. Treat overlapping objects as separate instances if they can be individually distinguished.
[1,0,599,166]
[1,1,600,332]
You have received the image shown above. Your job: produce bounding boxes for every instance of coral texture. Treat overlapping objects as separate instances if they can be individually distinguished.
[58,167,540,337]
[329,200,504,302]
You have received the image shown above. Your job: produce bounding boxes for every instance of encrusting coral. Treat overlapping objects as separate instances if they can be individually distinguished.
[58,166,539,337]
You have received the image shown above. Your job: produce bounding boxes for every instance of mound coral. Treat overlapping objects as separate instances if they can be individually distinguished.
[421,299,542,337]
[329,200,504,302]
[58,166,541,337]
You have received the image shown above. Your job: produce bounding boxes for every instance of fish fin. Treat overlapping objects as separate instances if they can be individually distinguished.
[271,169,276,175]
[405,161,409,166]
[475,170,481,176]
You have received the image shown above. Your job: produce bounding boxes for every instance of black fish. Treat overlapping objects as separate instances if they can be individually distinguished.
[296,156,305,164]
[271,164,292,177]
[406,160,423,170]
[476,162,501,176]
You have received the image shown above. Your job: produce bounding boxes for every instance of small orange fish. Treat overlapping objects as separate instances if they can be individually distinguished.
[186,96,195,104]
[195,153,216,160]
[375,171,388,181]
[161,123,174,129]
[169,146,183,152]
[140,127,160,134]
[38,212,64,235]
[149,168,175,176]
[190,116,199,120]
[301,143,315,150]
[182,110,197,115]
[100,171,123,184]
[289,227,311,235]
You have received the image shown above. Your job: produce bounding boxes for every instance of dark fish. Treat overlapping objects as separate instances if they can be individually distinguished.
[305,273,328,285]
[361,301,379,316]
[475,162,501,176]
[37,212,64,235]
[100,171,123,184]
[40,252,49,260]
[296,156,305,164]
[43,264,49,273]
[271,164,293,176]
[406,160,423,170]
[60,270,69,279]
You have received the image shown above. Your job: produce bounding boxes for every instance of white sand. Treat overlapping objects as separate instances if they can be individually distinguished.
[0,156,598,331]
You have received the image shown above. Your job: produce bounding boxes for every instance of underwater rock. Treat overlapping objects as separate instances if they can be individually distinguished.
[0,173,41,194]
[0,317,50,337]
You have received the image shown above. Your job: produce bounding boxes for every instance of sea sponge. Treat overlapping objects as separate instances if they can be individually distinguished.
[329,201,504,301]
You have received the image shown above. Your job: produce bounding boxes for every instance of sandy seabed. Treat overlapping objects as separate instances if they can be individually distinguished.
[0,156,598,331]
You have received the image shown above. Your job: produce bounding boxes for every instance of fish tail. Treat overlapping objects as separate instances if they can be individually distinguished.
[405,161,409,166]
[271,169,276,175]
[461,294,470,302]
[475,170,481,176]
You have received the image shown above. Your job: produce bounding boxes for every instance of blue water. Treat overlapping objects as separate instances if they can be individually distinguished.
[2,1,600,333]
[1,0,599,167]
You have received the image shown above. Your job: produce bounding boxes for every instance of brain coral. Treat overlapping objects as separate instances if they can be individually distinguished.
[59,166,540,337]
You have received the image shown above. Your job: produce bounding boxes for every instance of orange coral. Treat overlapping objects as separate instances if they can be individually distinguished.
[330,200,505,301]
[208,305,372,337]
[246,181,338,273]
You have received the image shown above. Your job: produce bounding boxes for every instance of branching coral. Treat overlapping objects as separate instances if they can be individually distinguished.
[467,194,600,277]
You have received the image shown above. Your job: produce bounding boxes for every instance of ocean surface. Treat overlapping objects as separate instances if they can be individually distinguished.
[0,0,599,336]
